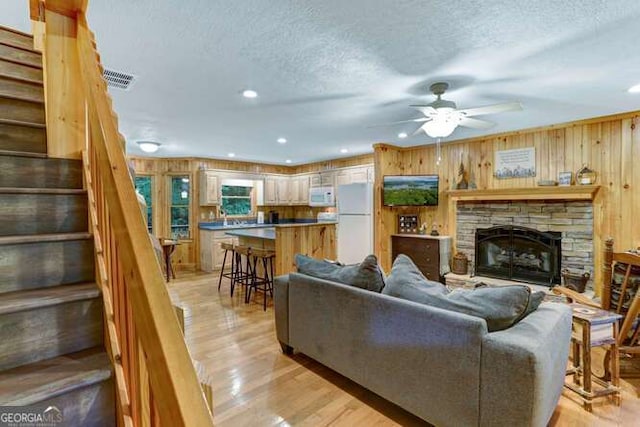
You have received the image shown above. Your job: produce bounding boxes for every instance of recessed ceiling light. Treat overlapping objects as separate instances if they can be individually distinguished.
[398,132,408,139]
[277,137,287,144]
[340,148,348,154]
[285,159,292,164]
[228,153,236,158]
[629,83,640,93]
[242,89,258,98]
[137,141,161,153]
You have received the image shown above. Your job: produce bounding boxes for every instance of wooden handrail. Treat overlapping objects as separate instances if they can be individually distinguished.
[73,13,213,427]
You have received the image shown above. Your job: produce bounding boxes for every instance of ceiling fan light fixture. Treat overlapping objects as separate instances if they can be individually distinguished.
[398,132,408,139]
[422,116,460,138]
[137,141,161,153]
[629,83,640,93]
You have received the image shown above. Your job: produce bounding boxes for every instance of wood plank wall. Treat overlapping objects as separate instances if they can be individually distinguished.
[129,154,373,270]
[294,154,374,174]
[374,112,640,277]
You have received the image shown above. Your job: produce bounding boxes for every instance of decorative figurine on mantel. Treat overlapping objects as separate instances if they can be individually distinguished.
[455,153,476,189]
[576,164,596,185]
[456,154,469,190]
[430,223,440,236]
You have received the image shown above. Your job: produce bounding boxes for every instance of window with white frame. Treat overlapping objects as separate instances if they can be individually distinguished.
[220,179,254,216]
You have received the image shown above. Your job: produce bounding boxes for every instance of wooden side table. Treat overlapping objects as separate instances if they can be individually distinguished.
[564,303,622,411]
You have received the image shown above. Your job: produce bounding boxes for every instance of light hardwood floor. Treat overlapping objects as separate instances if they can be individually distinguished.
[168,272,640,426]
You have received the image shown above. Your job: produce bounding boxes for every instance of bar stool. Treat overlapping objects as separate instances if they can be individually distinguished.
[246,247,276,311]
[217,242,236,294]
[231,245,254,298]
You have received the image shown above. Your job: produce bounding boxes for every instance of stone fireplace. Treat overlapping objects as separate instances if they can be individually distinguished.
[475,226,562,286]
[456,200,594,288]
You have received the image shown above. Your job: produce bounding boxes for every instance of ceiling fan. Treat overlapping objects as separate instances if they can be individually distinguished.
[378,82,522,138]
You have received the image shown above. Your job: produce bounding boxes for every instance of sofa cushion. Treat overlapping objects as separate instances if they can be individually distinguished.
[295,254,386,292]
[441,286,545,331]
[382,255,544,331]
[382,254,449,301]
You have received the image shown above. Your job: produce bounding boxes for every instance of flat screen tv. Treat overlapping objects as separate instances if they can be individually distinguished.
[383,175,439,206]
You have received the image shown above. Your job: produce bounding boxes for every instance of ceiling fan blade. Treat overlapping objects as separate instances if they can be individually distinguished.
[366,117,429,128]
[412,121,432,136]
[411,106,438,116]
[458,117,495,130]
[458,102,522,117]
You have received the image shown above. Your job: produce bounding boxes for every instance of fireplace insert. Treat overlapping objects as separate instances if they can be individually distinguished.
[475,226,562,286]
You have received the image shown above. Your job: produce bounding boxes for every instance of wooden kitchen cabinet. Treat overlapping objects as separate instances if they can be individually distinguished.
[200,229,239,272]
[310,172,335,188]
[350,167,369,183]
[289,175,310,205]
[262,175,309,206]
[335,166,371,187]
[335,170,351,186]
[391,234,452,283]
[199,170,219,205]
[276,178,290,204]
[299,175,310,204]
[263,177,278,205]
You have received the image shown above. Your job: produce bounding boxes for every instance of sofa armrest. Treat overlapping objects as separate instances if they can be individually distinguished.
[479,302,572,427]
[273,275,290,347]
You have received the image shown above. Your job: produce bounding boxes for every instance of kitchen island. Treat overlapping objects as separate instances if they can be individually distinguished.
[224,222,336,276]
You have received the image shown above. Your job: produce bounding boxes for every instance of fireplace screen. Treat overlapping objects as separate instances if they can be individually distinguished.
[475,226,562,286]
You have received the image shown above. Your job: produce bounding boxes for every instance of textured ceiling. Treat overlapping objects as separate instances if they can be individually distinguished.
[2,1,31,33]
[6,1,640,164]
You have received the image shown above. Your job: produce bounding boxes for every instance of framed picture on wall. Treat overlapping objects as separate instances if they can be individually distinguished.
[558,171,572,186]
[494,147,536,179]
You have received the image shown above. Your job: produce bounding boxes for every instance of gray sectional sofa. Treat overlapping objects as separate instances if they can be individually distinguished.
[274,272,572,427]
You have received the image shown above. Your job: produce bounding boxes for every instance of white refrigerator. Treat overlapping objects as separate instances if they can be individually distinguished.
[337,183,373,264]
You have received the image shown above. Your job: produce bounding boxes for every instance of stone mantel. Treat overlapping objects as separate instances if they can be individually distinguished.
[446,185,604,290]
[446,185,600,202]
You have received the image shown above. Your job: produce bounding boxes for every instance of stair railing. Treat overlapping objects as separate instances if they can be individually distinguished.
[75,14,214,427]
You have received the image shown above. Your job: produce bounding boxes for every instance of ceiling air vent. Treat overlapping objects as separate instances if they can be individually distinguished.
[103,68,137,91]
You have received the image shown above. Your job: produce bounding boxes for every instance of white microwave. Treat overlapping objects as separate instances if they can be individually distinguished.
[309,186,335,207]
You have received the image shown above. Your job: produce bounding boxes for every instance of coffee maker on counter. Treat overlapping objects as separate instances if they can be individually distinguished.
[268,211,279,224]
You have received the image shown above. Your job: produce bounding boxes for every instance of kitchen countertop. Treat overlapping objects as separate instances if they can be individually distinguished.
[272,222,337,228]
[199,221,337,231]
[199,223,272,231]
[225,227,276,240]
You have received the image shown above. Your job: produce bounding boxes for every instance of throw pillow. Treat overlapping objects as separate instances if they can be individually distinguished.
[382,254,449,302]
[442,286,544,331]
[382,255,544,331]
[295,254,386,292]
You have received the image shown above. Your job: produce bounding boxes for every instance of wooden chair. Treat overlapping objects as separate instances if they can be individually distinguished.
[554,239,640,363]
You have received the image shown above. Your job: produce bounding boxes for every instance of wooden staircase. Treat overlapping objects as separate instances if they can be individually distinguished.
[0,25,115,424]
